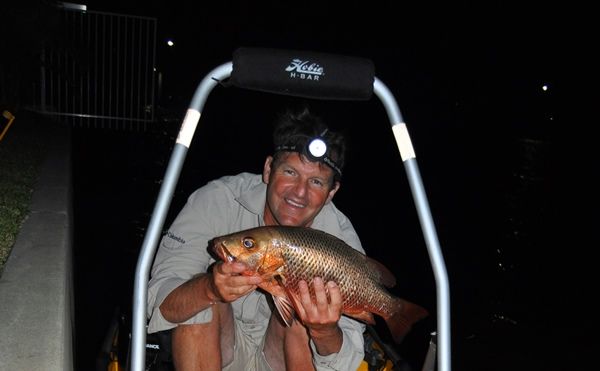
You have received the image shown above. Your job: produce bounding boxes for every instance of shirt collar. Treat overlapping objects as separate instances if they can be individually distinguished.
[236,177,267,224]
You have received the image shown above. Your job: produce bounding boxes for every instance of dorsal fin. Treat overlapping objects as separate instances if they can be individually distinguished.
[366,256,396,287]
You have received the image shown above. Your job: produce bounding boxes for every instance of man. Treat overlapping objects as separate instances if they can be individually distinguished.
[147,106,366,370]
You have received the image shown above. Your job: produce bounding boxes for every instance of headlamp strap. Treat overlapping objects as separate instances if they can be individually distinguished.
[274,132,342,177]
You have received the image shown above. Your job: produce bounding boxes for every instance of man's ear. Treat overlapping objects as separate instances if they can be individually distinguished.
[326,181,340,204]
[263,156,274,183]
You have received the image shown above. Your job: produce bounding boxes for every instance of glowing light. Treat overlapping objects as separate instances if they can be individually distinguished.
[542,85,548,91]
[167,39,174,47]
[308,138,327,158]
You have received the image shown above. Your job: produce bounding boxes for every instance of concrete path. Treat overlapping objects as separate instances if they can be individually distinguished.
[0,116,73,371]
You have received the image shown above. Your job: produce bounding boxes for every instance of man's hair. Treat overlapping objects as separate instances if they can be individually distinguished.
[272,105,347,182]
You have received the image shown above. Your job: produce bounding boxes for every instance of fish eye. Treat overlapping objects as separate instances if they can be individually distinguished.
[242,237,255,249]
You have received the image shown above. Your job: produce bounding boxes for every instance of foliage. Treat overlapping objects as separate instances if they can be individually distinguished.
[0,111,47,276]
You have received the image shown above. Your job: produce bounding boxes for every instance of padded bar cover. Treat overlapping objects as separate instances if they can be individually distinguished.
[230,47,374,100]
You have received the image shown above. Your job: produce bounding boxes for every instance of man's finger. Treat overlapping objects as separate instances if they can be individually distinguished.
[312,277,328,306]
[327,281,342,309]
[219,261,247,274]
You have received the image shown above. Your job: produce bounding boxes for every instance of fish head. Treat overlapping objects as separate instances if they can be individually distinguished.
[211,227,285,276]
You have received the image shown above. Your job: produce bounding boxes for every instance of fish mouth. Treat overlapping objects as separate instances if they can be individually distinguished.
[216,242,236,263]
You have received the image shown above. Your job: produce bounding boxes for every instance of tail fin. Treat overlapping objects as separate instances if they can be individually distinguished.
[384,298,429,344]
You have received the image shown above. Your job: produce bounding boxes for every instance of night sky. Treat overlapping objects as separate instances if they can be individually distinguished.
[12,1,597,370]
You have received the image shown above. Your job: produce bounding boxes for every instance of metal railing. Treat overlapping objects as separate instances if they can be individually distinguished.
[33,4,157,131]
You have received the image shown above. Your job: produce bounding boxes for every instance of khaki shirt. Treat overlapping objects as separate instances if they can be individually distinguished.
[147,172,366,370]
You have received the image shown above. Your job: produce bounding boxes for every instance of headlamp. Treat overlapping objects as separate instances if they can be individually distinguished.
[275,131,342,177]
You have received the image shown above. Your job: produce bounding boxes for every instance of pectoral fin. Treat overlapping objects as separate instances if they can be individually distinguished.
[269,275,297,327]
[272,294,296,327]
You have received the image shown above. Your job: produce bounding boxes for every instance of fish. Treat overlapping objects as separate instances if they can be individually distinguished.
[210,225,428,343]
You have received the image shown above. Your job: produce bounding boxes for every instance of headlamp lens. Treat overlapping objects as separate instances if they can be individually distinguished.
[307,138,327,158]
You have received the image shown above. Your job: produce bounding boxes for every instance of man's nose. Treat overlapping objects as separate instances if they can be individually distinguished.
[291,179,308,197]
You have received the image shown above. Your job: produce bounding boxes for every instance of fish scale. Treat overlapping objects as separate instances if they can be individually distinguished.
[275,227,389,310]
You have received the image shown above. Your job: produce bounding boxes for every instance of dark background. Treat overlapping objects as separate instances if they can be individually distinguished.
[7,1,599,370]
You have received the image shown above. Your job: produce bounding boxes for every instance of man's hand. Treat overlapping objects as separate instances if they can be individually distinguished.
[209,261,263,303]
[159,262,261,324]
[295,277,344,355]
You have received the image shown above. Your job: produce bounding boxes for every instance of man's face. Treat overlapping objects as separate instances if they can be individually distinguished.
[262,152,339,227]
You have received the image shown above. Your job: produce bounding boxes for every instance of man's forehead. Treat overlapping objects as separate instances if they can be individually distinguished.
[276,152,335,178]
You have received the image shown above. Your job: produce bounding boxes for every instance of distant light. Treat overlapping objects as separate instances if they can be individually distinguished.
[62,2,87,11]
[167,39,174,47]
[542,85,548,91]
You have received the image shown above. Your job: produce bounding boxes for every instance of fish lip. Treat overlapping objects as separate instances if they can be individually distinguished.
[217,243,236,263]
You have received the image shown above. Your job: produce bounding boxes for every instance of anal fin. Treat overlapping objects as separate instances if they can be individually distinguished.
[345,310,376,325]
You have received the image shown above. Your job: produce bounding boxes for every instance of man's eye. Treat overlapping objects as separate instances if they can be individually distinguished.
[311,179,324,187]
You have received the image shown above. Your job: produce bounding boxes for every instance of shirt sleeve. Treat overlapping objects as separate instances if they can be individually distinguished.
[310,316,366,371]
[146,181,234,333]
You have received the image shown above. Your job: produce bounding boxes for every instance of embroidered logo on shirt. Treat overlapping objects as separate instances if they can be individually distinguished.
[165,231,186,245]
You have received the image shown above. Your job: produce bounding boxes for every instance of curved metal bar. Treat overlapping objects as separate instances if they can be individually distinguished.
[130,62,233,371]
[131,62,451,371]
[373,77,452,371]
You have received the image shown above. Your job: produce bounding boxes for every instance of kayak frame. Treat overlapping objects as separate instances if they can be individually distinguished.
[131,50,451,371]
